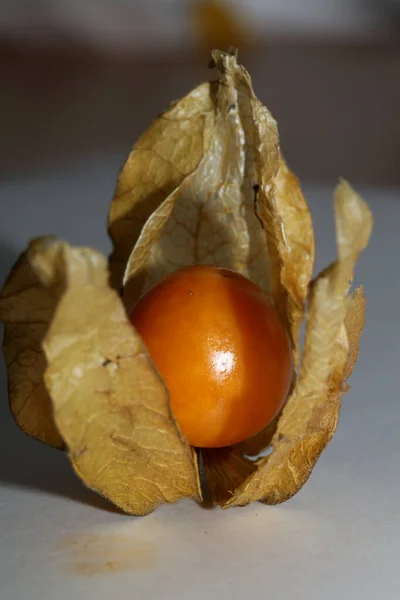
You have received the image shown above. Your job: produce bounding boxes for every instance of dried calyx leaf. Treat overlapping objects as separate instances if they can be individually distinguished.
[121,50,314,361]
[260,157,315,361]
[220,181,372,508]
[28,239,201,515]
[0,238,64,448]
[108,83,216,290]
[201,447,257,505]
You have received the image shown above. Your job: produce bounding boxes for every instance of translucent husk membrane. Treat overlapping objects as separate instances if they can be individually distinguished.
[0,50,372,515]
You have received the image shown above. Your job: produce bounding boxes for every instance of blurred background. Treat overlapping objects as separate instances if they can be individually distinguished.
[1,10,400,594]
[0,0,399,183]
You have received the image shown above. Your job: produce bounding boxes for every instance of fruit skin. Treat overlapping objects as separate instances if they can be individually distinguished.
[129,265,293,448]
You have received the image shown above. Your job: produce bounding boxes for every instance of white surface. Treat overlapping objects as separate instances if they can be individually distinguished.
[0,154,400,599]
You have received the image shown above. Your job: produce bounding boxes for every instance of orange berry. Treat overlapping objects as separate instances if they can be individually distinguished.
[129,265,293,448]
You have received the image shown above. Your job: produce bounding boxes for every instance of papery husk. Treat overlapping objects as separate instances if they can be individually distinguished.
[108,83,216,290]
[24,239,201,515]
[121,50,314,361]
[201,446,257,505]
[0,238,64,448]
[119,50,314,475]
[234,159,315,455]
[219,180,372,508]
[0,50,372,515]
[258,157,315,362]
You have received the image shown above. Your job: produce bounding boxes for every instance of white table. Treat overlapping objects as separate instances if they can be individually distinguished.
[0,154,399,600]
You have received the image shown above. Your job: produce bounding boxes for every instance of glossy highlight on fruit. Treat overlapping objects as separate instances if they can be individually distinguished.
[129,265,293,448]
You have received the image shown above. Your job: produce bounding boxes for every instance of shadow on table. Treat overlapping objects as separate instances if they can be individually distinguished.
[0,239,118,514]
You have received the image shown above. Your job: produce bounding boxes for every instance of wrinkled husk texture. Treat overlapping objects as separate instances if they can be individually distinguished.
[0,51,372,515]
